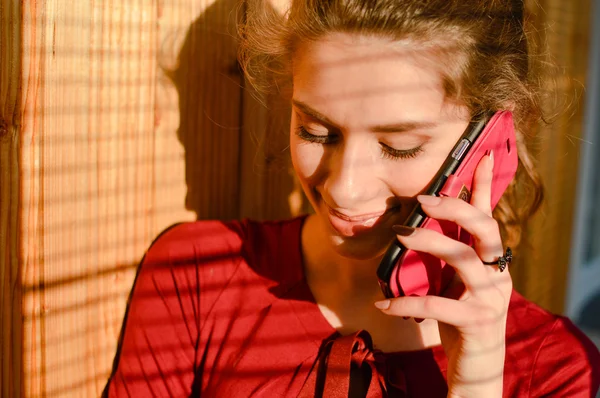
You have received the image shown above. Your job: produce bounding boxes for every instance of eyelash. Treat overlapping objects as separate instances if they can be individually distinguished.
[295,125,424,161]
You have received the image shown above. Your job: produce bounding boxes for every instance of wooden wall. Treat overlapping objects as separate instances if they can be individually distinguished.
[512,0,593,313]
[1,1,23,396]
[1,0,297,396]
[0,0,592,396]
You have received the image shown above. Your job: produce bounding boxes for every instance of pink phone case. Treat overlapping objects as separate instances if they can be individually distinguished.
[388,111,518,297]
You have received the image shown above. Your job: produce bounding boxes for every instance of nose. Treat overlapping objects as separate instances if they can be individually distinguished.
[322,138,381,211]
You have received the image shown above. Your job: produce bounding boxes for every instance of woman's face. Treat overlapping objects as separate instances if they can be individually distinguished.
[291,33,470,260]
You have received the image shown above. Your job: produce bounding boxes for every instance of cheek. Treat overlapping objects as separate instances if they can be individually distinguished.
[386,154,447,198]
[290,134,324,184]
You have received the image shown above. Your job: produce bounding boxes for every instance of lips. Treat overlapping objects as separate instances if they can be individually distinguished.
[325,203,400,237]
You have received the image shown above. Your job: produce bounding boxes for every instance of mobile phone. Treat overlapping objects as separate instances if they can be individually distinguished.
[377,111,518,299]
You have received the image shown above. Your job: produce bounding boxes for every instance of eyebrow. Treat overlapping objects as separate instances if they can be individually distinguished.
[292,100,339,128]
[292,99,438,133]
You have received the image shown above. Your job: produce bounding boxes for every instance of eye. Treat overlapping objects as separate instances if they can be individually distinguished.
[295,124,424,160]
[379,142,424,161]
[295,125,338,145]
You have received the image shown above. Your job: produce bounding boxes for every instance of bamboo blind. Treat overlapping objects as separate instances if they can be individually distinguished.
[0,0,592,396]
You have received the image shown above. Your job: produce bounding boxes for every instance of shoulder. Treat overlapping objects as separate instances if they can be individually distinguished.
[143,219,246,264]
[505,291,600,396]
[146,216,306,259]
[139,216,307,290]
[239,216,307,279]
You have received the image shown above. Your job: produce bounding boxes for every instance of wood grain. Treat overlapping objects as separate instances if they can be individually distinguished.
[239,0,311,221]
[13,0,244,395]
[161,0,245,221]
[17,1,161,396]
[239,76,302,220]
[4,0,292,395]
[1,0,593,396]
[512,0,592,314]
[1,1,24,397]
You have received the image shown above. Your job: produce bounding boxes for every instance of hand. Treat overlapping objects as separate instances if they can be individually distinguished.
[374,154,512,398]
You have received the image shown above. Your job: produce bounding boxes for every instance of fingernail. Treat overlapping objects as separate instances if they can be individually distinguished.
[392,225,415,236]
[489,151,494,172]
[374,300,391,310]
[417,195,441,206]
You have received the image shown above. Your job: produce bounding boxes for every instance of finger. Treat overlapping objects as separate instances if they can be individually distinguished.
[374,295,496,327]
[397,228,493,293]
[416,195,504,264]
[470,153,494,217]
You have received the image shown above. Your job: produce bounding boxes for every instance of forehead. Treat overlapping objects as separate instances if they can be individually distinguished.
[292,33,450,126]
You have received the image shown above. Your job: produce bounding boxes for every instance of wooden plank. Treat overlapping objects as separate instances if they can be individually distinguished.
[13,0,244,395]
[239,0,311,220]
[240,78,302,220]
[161,0,244,221]
[0,3,23,398]
[17,1,162,396]
[513,0,592,314]
[2,0,244,395]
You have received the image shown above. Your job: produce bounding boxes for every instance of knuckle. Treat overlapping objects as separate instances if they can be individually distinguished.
[485,217,500,233]
[476,303,505,325]
[444,197,463,207]
[388,298,404,313]
[422,296,436,313]
[451,198,472,216]
[455,246,478,265]
[473,214,496,233]
[405,227,432,247]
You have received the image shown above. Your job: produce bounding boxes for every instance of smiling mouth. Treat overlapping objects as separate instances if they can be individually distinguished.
[325,203,401,237]
[329,207,389,222]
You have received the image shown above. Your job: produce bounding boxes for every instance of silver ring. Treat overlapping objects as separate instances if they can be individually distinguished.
[482,247,512,272]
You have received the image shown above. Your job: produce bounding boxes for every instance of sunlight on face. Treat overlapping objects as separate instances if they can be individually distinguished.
[290,33,471,260]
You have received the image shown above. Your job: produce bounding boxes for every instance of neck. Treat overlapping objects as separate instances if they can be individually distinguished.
[301,214,386,300]
[300,214,443,352]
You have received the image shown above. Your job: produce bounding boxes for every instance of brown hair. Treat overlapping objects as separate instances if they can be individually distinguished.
[239,0,545,248]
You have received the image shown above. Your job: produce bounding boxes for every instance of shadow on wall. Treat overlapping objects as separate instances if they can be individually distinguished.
[162,0,298,222]
[164,0,245,221]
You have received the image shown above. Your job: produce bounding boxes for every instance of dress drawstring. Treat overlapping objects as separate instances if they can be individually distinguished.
[298,330,407,397]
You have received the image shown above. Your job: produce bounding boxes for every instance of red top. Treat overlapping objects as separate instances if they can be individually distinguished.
[104,217,600,397]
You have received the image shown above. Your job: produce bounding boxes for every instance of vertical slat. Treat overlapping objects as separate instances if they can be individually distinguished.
[18,1,163,396]
[0,2,23,397]
[239,81,269,219]
[513,0,592,313]
[14,0,244,394]
[240,80,302,220]
[19,0,44,395]
[163,0,244,221]
[239,0,311,220]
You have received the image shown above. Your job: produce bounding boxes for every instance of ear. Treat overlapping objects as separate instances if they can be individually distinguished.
[503,100,516,112]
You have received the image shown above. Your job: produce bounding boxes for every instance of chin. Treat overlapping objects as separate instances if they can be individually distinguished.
[312,204,402,261]
[302,187,412,261]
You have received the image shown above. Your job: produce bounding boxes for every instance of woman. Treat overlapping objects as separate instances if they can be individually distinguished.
[104,0,600,396]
